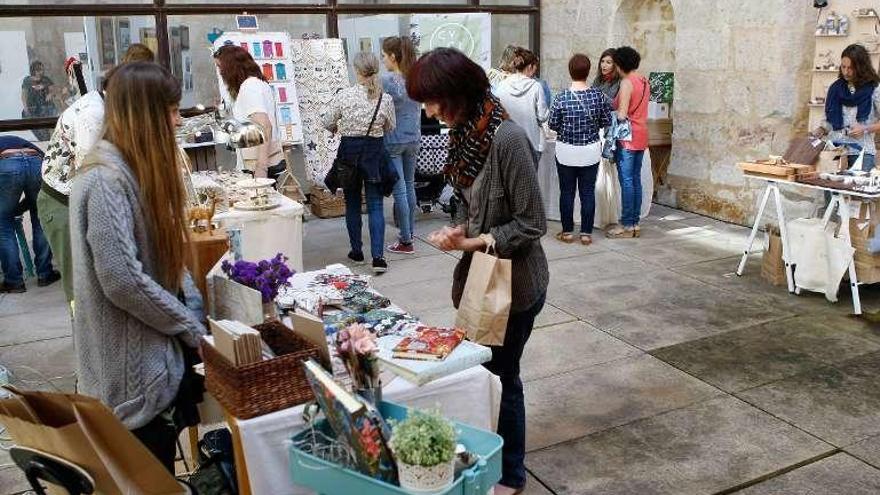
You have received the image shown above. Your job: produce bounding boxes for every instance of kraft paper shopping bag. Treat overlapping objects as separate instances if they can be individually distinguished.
[455,242,512,346]
[0,387,184,495]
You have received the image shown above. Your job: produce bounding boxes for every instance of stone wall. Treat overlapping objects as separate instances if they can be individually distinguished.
[541,0,821,224]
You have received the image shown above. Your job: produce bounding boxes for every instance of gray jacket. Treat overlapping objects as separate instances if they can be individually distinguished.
[495,74,550,153]
[452,121,549,313]
[70,141,206,430]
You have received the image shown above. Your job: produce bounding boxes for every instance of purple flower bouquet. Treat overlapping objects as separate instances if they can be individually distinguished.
[221,253,294,303]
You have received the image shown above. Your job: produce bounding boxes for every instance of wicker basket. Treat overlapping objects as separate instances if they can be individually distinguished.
[309,187,346,218]
[203,320,321,419]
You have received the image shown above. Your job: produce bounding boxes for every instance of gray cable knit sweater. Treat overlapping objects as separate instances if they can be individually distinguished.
[70,140,206,430]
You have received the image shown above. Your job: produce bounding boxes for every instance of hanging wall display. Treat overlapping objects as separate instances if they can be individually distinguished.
[289,38,349,186]
[214,31,303,145]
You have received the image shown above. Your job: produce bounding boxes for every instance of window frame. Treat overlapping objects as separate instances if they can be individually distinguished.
[0,0,539,132]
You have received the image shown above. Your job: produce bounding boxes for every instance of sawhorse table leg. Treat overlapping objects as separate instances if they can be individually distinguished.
[737,182,795,293]
[825,194,862,315]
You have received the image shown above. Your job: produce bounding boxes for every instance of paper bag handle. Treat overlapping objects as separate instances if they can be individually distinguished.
[479,234,497,255]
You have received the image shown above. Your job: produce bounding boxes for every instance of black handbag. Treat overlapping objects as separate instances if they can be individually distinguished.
[324,95,384,192]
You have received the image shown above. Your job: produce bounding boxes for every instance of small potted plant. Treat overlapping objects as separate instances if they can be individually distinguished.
[389,410,457,493]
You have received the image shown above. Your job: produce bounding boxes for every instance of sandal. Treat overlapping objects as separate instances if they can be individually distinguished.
[555,232,575,244]
[606,226,636,239]
[580,234,592,245]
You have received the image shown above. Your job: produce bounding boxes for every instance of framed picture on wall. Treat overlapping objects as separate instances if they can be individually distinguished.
[139,27,158,56]
[97,17,116,70]
[359,37,372,53]
[180,25,190,50]
[117,19,131,55]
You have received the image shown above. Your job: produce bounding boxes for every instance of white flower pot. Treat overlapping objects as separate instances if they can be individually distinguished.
[397,459,455,493]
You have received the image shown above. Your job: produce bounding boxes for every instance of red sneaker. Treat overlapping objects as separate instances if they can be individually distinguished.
[387,242,415,254]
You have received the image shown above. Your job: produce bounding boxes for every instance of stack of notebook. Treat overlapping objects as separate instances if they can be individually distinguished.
[208,319,274,366]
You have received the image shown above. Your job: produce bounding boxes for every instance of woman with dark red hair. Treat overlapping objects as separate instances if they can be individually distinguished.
[411,48,547,495]
[213,45,285,179]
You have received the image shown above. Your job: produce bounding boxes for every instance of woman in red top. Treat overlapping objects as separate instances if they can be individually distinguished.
[607,46,650,238]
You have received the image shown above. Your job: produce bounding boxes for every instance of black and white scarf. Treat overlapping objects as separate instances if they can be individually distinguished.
[445,92,508,189]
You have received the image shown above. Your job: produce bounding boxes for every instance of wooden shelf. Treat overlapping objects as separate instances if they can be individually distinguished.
[855,14,878,18]
[809,103,825,107]
[812,69,838,72]
[815,33,850,37]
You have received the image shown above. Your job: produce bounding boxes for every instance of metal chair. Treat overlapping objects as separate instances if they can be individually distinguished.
[10,445,198,495]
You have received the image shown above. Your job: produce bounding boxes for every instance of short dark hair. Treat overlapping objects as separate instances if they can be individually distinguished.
[613,46,641,73]
[568,53,591,81]
[29,61,44,76]
[407,47,489,124]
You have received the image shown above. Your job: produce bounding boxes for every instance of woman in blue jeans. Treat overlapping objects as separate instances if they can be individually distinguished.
[607,46,650,238]
[548,53,612,246]
[324,52,396,273]
[0,135,59,293]
[382,36,421,254]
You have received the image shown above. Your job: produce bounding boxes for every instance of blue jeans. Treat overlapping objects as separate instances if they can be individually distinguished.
[387,142,419,244]
[0,154,53,286]
[616,148,645,228]
[344,181,385,260]
[557,161,599,234]
[483,293,545,489]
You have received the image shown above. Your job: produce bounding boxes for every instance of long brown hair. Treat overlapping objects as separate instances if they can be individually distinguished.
[382,36,417,78]
[592,48,619,87]
[213,45,265,99]
[841,44,880,88]
[103,62,188,292]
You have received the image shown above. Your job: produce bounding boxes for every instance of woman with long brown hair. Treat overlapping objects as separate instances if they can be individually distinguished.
[382,35,421,254]
[70,62,206,471]
[813,43,880,171]
[592,48,621,101]
[214,45,285,179]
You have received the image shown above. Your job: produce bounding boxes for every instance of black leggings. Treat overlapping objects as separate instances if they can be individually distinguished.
[131,408,178,474]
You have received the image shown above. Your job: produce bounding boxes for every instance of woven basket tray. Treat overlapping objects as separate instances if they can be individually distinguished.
[203,320,321,419]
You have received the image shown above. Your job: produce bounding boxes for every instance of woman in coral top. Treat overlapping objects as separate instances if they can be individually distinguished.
[607,46,650,239]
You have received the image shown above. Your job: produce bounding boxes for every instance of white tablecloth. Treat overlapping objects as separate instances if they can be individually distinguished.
[213,194,305,272]
[237,366,501,494]
[538,141,653,227]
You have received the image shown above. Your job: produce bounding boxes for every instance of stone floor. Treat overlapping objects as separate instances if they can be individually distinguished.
[2,203,880,494]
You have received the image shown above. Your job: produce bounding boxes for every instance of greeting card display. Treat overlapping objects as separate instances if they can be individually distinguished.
[214,31,303,144]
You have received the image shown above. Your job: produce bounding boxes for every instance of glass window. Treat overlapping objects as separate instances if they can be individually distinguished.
[339,12,507,76]
[490,14,532,69]
[0,0,150,3]
[480,0,533,5]
[166,14,327,108]
[339,0,468,4]
[0,15,155,137]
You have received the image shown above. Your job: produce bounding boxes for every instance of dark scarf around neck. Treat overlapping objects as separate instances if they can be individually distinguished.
[826,78,877,131]
[444,92,508,189]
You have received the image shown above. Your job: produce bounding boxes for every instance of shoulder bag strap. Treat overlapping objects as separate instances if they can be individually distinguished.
[629,78,648,115]
[365,93,383,137]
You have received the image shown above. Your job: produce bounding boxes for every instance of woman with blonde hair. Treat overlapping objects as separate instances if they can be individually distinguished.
[382,36,421,254]
[70,62,206,471]
[324,52,396,273]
